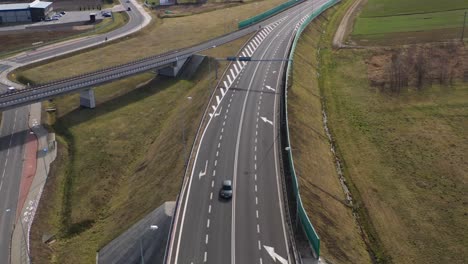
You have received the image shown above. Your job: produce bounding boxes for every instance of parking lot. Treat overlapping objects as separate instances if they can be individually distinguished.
[0,10,108,32]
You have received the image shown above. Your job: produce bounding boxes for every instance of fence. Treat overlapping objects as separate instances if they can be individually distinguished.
[238,0,302,29]
[283,0,340,258]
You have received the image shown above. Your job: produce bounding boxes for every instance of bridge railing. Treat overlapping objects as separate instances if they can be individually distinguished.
[282,0,340,258]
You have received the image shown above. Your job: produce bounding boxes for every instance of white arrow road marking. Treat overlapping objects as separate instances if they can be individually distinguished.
[273,70,277,74]
[214,106,223,117]
[263,245,288,264]
[260,116,273,126]
[199,160,208,179]
[265,85,275,92]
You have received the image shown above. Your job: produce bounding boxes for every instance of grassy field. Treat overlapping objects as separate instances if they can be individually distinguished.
[14,0,285,82]
[353,9,467,35]
[360,0,468,17]
[351,0,468,44]
[29,34,252,263]
[288,2,371,262]
[317,3,468,263]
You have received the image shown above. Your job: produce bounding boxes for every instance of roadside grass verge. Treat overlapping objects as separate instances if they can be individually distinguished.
[15,0,285,83]
[289,5,371,263]
[320,9,468,264]
[0,12,128,59]
[29,36,250,263]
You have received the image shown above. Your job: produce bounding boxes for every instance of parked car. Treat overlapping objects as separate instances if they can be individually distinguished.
[219,180,233,199]
[102,12,112,17]
[7,86,16,93]
[60,11,66,15]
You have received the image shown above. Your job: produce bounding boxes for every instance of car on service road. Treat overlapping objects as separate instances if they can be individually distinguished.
[219,180,233,199]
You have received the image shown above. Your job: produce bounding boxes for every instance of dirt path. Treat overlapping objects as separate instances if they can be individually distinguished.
[332,0,365,48]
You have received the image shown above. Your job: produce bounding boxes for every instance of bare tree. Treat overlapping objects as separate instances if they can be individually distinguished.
[389,52,408,94]
[415,50,427,89]
[439,55,450,86]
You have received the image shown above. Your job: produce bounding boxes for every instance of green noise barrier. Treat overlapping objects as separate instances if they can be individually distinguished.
[238,0,302,29]
[284,0,340,258]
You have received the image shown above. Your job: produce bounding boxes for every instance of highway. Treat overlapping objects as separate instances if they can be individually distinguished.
[0,0,149,262]
[166,0,329,263]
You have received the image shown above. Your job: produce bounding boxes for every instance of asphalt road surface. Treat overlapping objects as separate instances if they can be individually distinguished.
[167,0,329,263]
[0,107,29,263]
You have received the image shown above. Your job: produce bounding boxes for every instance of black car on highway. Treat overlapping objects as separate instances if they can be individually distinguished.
[219,180,233,199]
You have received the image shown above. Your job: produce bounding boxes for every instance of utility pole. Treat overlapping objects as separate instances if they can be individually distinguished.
[462,11,467,42]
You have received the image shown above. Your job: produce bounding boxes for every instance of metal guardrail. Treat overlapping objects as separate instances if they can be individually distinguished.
[283,0,340,258]
[238,0,303,29]
[0,26,260,110]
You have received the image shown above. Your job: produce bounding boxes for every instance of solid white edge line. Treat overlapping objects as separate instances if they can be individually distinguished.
[171,1,326,262]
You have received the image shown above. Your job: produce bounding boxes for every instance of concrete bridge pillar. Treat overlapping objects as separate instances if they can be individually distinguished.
[80,88,96,108]
[158,57,189,77]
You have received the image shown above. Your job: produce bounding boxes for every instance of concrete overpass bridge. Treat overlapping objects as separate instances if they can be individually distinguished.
[0,25,260,111]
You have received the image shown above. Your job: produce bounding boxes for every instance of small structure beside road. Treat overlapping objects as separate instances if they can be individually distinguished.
[97,201,175,264]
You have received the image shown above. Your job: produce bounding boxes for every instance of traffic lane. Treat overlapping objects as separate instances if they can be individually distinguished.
[0,108,28,264]
[175,87,243,264]
[257,63,289,263]
[234,57,283,264]
[233,7,308,262]
[205,89,243,264]
[175,119,223,264]
[255,16,300,264]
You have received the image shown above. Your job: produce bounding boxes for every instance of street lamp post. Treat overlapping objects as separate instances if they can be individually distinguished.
[139,225,158,264]
[182,96,193,169]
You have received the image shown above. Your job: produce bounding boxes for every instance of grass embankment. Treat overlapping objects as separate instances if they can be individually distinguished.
[289,3,371,263]
[0,12,128,59]
[14,0,284,81]
[351,0,468,45]
[30,34,252,263]
[316,3,468,263]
